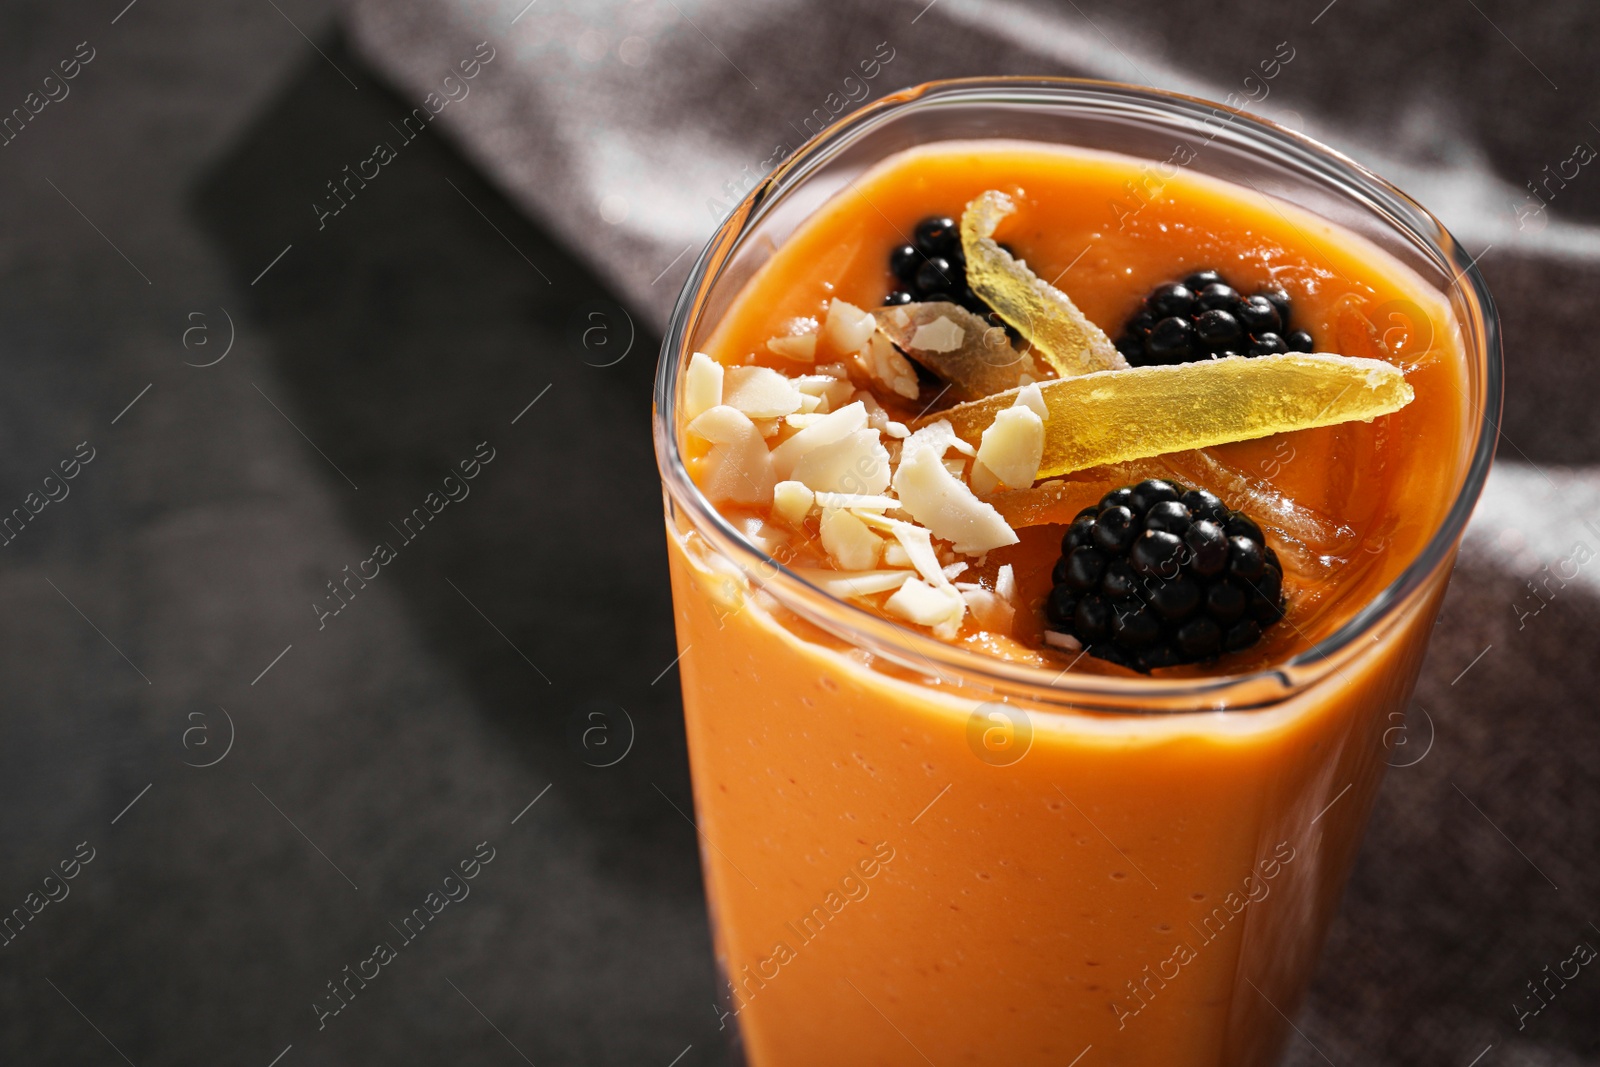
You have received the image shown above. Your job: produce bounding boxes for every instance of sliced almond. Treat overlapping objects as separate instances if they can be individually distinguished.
[975,402,1045,490]
[769,401,867,480]
[901,418,976,461]
[911,315,966,353]
[791,428,891,495]
[684,352,723,422]
[823,298,877,355]
[891,444,1019,554]
[1013,382,1047,419]
[961,587,1015,635]
[820,507,883,571]
[885,578,966,639]
[995,563,1017,602]
[859,332,920,400]
[854,515,953,592]
[792,567,913,599]
[724,366,804,418]
[772,480,815,526]
[687,405,774,506]
[766,317,820,362]
[969,460,1001,496]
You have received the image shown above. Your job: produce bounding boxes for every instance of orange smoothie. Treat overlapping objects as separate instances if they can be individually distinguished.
[658,129,1485,1067]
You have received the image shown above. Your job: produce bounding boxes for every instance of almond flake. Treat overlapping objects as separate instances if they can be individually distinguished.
[724,366,804,418]
[684,352,723,422]
[686,404,753,445]
[688,405,774,506]
[885,578,966,639]
[877,518,956,592]
[792,567,913,599]
[772,480,815,525]
[969,460,1000,496]
[995,563,1017,602]
[901,418,976,460]
[891,444,1019,555]
[863,332,921,400]
[1043,630,1083,652]
[820,507,883,571]
[769,401,868,480]
[910,315,966,353]
[793,374,838,396]
[767,335,817,362]
[823,298,877,355]
[961,564,1017,634]
[1014,382,1047,419]
[975,402,1045,490]
[791,428,891,495]
[739,515,788,558]
[766,318,819,362]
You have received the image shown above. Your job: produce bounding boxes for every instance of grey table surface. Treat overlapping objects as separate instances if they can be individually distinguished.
[0,0,1596,1065]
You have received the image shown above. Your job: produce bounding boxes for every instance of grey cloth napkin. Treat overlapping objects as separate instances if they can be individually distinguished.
[340,0,1600,1063]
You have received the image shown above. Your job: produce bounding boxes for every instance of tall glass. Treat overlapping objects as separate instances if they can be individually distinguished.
[653,79,1499,1067]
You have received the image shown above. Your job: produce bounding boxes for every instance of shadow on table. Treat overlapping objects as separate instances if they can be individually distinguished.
[193,37,707,918]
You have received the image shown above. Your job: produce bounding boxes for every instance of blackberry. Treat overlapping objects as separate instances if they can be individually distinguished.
[884,215,1003,323]
[1112,270,1316,367]
[1046,480,1285,671]
[915,256,960,295]
[913,216,960,257]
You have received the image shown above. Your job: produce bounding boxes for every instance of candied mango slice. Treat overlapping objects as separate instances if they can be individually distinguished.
[960,190,1126,378]
[930,353,1414,479]
[873,302,1038,402]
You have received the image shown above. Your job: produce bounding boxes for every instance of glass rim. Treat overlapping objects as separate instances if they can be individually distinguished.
[651,75,1503,711]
